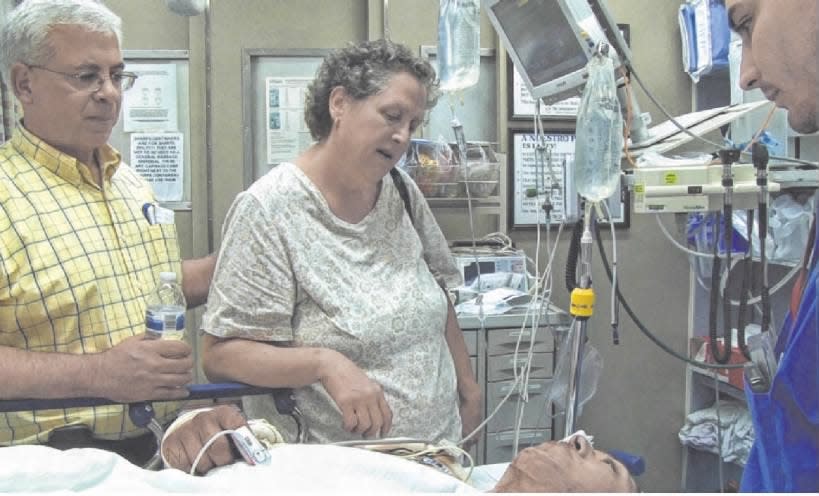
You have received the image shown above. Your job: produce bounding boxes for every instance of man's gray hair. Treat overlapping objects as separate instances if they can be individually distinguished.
[0,0,122,86]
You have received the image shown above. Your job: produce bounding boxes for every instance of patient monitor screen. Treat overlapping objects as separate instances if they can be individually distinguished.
[490,0,587,96]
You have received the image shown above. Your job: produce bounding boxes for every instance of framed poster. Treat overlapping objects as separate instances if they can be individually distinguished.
[508,23,631,121]
[508,129,629,228]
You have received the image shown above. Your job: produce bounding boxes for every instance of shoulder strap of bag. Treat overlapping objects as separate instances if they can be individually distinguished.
[389,167,414,226]
[390,167,449,292]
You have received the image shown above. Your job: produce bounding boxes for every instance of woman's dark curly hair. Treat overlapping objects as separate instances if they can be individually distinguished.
[304,39,439,141]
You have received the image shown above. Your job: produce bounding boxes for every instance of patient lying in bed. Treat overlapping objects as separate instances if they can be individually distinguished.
[0,405,636,492]
[156,405,637,493]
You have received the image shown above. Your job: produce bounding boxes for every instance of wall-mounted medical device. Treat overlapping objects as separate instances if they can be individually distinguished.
[482,0,632,106]
[627,100,818,213]
[630,161,782,213]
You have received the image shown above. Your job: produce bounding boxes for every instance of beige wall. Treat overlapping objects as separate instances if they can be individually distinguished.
[208,0,369,246]
[113,0,190,50]
[111,0,692,490]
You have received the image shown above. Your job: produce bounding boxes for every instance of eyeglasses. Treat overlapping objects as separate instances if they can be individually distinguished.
[27,65,138,92]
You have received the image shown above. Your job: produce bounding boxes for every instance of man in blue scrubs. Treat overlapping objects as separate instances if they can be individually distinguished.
[726,0,818,491]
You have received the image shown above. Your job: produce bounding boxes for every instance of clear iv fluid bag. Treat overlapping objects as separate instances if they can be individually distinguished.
[438,0,480,93]
[574,55,623,202]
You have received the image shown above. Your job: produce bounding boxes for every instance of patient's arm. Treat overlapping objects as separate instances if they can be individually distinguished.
[162,404,247,474]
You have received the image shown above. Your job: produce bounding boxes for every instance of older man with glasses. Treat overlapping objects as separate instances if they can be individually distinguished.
[0,0,216,465]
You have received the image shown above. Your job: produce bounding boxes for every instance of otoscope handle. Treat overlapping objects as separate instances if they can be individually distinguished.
[758,202,768,237]
[752,142,770,234]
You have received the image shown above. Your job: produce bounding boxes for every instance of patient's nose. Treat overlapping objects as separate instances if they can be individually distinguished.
[571,435,593,457]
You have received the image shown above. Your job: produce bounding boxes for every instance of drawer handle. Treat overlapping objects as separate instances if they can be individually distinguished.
[497,431,545,442]
[498,384,545,395]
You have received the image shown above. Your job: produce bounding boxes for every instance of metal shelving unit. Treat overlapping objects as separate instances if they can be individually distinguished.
[422,154,509,236]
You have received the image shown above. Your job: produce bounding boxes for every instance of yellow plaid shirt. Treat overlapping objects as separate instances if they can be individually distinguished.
[0,126,181,445]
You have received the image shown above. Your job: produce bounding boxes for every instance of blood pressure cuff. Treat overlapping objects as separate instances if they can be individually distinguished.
[741,262,818,492]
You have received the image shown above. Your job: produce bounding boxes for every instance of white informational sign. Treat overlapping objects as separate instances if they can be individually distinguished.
[130,132,184,202]
[511,132,626,227]
[511,67,580,118]
[512,132,576,225]
[123,64,178,132]
[265,77,313,165]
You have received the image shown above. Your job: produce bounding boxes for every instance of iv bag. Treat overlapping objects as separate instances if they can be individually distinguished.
[574,54,623,202]
[437,0,480,93]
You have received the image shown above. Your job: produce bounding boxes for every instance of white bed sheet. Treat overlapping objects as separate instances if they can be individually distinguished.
[0,444,509,493]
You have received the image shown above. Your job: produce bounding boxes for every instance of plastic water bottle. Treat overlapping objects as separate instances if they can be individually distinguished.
[144,272,186,340]
[574,55,623,202]
[437,0,480,93]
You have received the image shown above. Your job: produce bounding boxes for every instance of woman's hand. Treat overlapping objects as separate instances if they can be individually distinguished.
[318,350,393,438]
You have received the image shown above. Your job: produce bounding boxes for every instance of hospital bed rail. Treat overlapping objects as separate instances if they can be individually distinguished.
[0,383,302,469]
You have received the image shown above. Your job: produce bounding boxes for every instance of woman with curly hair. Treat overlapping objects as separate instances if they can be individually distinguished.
[201,39,481,446]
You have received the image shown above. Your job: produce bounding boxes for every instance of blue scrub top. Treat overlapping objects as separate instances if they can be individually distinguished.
[741,194,819,492]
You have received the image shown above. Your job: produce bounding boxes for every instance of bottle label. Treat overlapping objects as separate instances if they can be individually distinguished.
[145,310,185,334]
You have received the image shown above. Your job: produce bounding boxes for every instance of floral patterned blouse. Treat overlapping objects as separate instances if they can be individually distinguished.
[202,162,463,444]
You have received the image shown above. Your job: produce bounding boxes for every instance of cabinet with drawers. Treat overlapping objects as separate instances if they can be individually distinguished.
[458,304,571,465]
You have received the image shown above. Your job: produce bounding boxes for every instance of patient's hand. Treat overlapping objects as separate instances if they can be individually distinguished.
[162,404,247,475]
[318,350,393,439]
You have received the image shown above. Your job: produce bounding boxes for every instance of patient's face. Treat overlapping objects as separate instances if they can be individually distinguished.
[553,435,636,492]
[493,435,636,493]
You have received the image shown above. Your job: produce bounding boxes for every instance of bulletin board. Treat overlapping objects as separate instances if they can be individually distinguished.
[508,129,629,228]
[242,48,331,187]
[419,46,497,144]
[109,50,192,209]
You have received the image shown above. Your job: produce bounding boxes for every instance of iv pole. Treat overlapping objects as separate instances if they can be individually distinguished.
[563,204,596,435]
